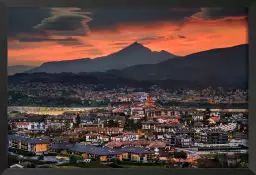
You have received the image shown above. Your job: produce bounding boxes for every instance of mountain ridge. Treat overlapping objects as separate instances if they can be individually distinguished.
[108,44,248,85]
[27,42,176,74]
[8,65,36,75]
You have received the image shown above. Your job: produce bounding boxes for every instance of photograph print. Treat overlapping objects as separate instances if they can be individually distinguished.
[7,7,248,169]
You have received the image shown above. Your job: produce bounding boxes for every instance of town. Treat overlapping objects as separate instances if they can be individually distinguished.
[8,83,248,107]
[7,84,248,168]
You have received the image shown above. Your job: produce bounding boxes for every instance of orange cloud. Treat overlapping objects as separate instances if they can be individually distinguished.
[8,16,248,66]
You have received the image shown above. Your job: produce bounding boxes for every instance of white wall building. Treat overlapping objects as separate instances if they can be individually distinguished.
[112,133,139,142]
[27,122,46,131]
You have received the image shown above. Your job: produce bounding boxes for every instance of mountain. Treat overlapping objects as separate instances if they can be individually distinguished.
[104,44,248,88]
[20,44,248,88]
[27,42,176,73]
[8,65,36,75]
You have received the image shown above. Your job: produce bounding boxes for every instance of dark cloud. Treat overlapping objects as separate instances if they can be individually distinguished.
[137,36,165,42]
[8,7,52,37]
[73,43,93,47]
[109,42,129,46]
[14,32,86,46]
[79,8,201,32]
[8,7,247,41]
[55,38,86,46]
[178,35,186,38]
[193,7,247,20]
[46,29,89,37]
[8,43,36,50]
[35,14,91,31]
[8,8,91,39]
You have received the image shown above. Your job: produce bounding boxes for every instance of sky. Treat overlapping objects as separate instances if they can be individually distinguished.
[8,7,248,66]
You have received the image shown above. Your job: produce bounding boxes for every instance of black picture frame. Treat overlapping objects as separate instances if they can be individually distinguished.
[0,0,255,175]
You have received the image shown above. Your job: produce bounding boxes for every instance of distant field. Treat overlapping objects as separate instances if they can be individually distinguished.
[8,106,105,115]
[7,102,248,115]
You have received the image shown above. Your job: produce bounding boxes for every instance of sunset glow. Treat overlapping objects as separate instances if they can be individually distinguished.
[8,7,248,66]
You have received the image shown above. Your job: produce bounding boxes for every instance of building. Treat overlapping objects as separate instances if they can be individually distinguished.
[120,146,155,162]
[192,114,204,122]
[8,135,50,155]
[84,133,110,143]
[75,127,124,135]
[68,144,122,162]
[175,135,193,148]
[142,121,158,131]
[128,116,145,122]
[49,142,72,152]
[45,115,74,130]
[200,130,229,144]
[68,143,155,162]
[111,132,139,142]
[27,122,46,131]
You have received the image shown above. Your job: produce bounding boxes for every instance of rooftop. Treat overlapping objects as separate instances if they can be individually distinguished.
[8,134,50,144]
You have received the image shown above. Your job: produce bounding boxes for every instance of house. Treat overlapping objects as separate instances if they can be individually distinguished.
[10,161,34,168]
[49,142,72,152]
[200,130,229,144]
[128,116,145,122]
[146,141,168,157]
[84,133,110,143]
[8,135,50,155]
[27,122,46,131]
[192,113,204,122]
[156,133,165,140]
[130,107,145,116]
[120,146,155,162]
[45,115,74,130]
[106,139,151,148]
[111,132,139,142]
[75,127,123,136]
[154,124,176,133]
[10,115,47,131]
[13,121,30,130]
[68,144,123,162]
[68,143,156,162]
[167,110,181,118]
[142,121,158,131]
[175,135,193,148]
[226,154,240,167]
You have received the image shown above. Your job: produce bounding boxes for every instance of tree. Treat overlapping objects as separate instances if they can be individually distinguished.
[74,114,81,128]
[106,120,119,127]
[124,119,135,131]
[174,151,187,162]
[69,155,77,164]
[64,121,71,130]
[204,108,211,116]
[237,153,248,163]
[136,120,142,129]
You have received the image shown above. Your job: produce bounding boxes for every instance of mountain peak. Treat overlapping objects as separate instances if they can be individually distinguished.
[114,41,151,55]
[131,41,141,46]
[126,41,146,49]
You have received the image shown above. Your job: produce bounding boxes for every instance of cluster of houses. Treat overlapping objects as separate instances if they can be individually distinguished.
[7,100,248,164]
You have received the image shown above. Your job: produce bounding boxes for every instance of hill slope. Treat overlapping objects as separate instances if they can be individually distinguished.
[8,65,36,75]
[109,44,248,87]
